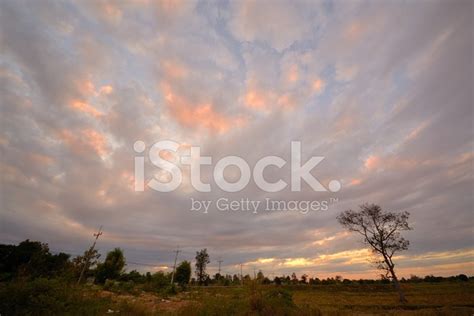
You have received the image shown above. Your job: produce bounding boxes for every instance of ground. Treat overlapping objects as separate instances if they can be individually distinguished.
[99,282,474,315]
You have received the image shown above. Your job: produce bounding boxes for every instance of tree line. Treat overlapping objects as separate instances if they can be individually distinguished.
[0,239,469,289]
[0,204,471,302]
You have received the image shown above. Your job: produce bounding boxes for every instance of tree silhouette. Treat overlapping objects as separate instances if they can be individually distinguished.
[175,261,191,287]
[72,248,100,280]
[95,248,125,284]
[195,249,210,285]
[337,203,411,303]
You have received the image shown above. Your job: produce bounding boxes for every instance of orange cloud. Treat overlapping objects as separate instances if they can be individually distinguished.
[364,155,381,170]
[277,93,297,110]
[70,100,103,118]
[99,85,113,95]
[58,129,76,148]
[364,154,419,172]
[157,0,186,13]
[284,257,313,267]
[349,178,362,186]
[257,258,275,264]
[287,64,299,83]
[58,129,109,158]
[29,153,54,166]
[159,150,176,161]
[243,77,302,112]
[121,170,135,191]
[75,78,113,98]
[162,60,188,79]
[312,78,325,93]
[161,83,245,133]
[344,21,365,40]
[174,103,243,133]
[82,129,108,157]
[244,87,296,112]
[333,115,356,136]
[245,89,269,110]
[405,120,430,142]
[94,1,123,24]
[455,152,474,164]
[320,249,373,266]
[77,79,96,96]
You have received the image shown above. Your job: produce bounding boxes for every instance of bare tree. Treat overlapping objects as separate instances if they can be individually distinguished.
[337,203,411,303]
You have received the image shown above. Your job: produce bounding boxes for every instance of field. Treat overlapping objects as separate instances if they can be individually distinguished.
[2,279,473,315]
[82,282,474,315]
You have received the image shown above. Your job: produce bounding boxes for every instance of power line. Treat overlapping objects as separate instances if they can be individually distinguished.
[127,261,161,268]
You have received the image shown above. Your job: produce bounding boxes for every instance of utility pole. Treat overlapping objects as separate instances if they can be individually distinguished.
[217,259,223,275]
[77,225,103,285]
[170,246,181,285]
[253,266,256,280]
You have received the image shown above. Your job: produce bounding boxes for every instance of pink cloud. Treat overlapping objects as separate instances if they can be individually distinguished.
[70,100,103,118]
[161,83,246,134]
[364,155,381,170]
[58,128,109,158]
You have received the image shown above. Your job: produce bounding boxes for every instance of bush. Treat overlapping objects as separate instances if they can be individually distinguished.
[457,274,469,282]
[246,282,297,316]
[260,288,296,315]
[103,279,137,294]
[165,284,178,296]
[143,271,171,293]
[0,278,110,315]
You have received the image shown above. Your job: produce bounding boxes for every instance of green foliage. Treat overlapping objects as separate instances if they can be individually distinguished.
[152,271,170,287]
[121,269,146,283]
[175,261,191,287]
[0,240,70,281]
[195,249,210,285]
[95,248,125,284]
[165,283,177,296]
[248,282,297,315]
[72,248,101,281]
[103,279,137,294]
[0,278,110,315]
[142,271,172,292]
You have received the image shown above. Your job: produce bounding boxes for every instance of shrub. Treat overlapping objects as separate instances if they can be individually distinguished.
[0,278,110,315]
[103,279,137,294]
[247,282,297,316]
[457,274,469,282]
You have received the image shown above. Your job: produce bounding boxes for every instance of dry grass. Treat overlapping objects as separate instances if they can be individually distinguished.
[168,282,474,315]
[2,280,472,315]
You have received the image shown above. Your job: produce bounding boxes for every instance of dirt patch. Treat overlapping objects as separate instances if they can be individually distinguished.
[98,290,192,314]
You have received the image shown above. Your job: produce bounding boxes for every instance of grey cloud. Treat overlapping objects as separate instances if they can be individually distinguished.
[0,0,472,278]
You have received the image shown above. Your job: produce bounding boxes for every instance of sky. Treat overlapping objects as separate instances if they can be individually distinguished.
[0,0,473,280]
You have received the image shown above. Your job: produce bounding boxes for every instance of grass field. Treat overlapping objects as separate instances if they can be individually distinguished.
[98,282,474,315]
[2,280,473,315]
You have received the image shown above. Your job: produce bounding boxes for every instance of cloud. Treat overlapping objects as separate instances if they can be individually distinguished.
[335,63,359,82]
[312,78,325,94]
[0,0,472,279]
[70,100,103,118]
[57,128,110,159]
[229,0,316,51]
[364,155,381,171]
[160,83,246,133]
